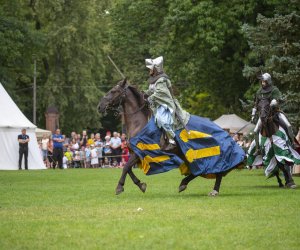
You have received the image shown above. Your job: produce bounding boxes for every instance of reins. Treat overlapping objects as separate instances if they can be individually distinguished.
[107,84,148,116]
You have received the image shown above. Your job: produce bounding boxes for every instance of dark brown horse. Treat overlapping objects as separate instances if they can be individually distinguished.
[98,79,227,196]
[257,98,296,188]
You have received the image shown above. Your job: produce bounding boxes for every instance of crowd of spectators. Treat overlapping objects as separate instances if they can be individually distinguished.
[39,130,130,169]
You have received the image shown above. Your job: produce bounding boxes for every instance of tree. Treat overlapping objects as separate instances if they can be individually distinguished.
[0,0,44,117]
[242,10,300,127]
[31,1,114,134]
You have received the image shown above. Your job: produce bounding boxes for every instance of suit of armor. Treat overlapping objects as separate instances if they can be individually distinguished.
[145,56,190,140]
[252,73,294,152]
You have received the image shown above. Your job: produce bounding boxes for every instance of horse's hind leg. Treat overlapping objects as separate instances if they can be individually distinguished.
[179,174,197,193]
[128,168,147,193]
[278,163,296,189]
[279,163,296,189]
[116,154,139,195]
[208,174,222,197]
[275,171,284,188]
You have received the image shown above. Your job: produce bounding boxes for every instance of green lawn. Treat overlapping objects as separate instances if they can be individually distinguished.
[0,168,299,250]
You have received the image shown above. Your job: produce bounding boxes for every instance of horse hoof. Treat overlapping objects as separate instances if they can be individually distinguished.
[179,184,187,193]
[208,190,219,197]
[285,182,297,189]
[138,182,147,193]
[115,185,124,195]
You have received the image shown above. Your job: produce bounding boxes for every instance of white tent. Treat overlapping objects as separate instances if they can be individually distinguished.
[0,83,46,170]
[214,114,255,135]
[36,128,52,140]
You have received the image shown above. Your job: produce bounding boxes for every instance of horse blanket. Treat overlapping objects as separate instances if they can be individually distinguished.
[130,115,245,177]
[247,126,300,177]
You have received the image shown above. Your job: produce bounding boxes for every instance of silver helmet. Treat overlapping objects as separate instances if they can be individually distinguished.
[145,56,163,72]
[258,73,272,85]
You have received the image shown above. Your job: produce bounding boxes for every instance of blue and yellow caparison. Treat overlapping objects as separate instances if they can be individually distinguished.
[129,115,245,177]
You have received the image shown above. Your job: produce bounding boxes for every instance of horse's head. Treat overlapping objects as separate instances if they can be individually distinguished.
[258,98,271,125]
[97,78,128,114]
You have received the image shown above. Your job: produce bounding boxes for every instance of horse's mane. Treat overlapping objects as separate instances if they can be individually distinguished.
[127,85,151,117]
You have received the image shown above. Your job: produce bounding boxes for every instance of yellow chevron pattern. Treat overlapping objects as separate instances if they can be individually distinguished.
[139,155,170,174]
[179,129,211,142]
[136,142,160,151]
[185,146,221,163]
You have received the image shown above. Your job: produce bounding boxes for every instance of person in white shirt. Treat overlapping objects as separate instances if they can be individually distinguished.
[110,132,122,166]
[90,144,99,168]
[41,134,49,162]
[62,155,68,169]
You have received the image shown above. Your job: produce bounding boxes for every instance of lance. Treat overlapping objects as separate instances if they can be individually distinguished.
[233,122,252,135]
[107,55,126,79]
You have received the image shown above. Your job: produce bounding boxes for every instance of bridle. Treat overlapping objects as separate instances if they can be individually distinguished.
[103,84,148,116]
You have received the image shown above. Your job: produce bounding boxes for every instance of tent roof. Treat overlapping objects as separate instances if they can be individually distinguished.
[214,114,254,134]
[0,83,36,128]
[36,128,52,139]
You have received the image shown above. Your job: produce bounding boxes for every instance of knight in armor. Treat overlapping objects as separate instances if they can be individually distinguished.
[251,72,294,154]
[144,56,190,146]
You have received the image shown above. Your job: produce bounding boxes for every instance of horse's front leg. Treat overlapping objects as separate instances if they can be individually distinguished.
[179,174,197,192]
[116,153,139,195]
[128,168,147,193]
[275,171,284,188]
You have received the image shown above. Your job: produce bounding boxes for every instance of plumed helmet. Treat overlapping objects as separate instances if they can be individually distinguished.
[145,56,163,72]
[258,73,272,85]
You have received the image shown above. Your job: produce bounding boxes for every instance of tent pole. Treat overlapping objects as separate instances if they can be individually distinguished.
[33,59,37,125]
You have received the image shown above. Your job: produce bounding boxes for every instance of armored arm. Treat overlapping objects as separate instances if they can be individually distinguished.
[251,92,259,123]
[270,87,283,109]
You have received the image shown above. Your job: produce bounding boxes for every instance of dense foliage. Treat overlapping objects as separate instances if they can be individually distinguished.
[0,0,299,134]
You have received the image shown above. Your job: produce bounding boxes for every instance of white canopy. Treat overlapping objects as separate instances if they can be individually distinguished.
[36,128,52,140]
[0,83,46,170]
[214,114,255,135]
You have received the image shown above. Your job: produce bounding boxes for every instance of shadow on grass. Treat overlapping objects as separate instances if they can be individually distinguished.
[125,190,277,199]
[251,185,299,190]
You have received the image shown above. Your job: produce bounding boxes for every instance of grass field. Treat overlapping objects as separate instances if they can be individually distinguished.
[0,168,299,250]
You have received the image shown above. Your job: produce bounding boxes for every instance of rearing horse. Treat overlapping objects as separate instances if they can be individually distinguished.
[98,79,243,196]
